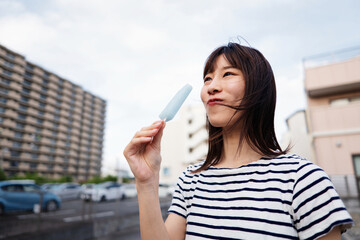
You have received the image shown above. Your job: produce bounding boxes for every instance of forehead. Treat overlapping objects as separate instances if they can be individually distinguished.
[206,54,234,74]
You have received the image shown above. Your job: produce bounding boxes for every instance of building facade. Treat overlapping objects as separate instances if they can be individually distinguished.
[160,104,207,184]
[303,48,360,197]
[0,44,106,182]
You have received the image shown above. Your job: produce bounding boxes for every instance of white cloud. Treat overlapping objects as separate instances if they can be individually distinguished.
[0,0,359,175]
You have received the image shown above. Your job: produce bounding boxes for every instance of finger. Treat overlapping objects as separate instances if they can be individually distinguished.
[134,128,159,139]
[140,121,163,131]
[123,137,153,158]
[151,121,166,148]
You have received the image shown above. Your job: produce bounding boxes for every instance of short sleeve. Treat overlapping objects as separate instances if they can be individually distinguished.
[291,160,354,239]
[168,170,188,219]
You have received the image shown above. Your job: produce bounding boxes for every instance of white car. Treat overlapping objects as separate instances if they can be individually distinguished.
[122,184,137,199]
[82,182,125,202]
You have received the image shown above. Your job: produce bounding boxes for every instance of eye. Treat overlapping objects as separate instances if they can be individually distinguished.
[224,72,234,77]
[204,77,212,83]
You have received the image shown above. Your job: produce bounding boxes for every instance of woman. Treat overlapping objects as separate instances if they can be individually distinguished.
[123,42,353,239]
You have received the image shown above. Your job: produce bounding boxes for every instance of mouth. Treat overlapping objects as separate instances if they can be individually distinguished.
[207,98,223,105]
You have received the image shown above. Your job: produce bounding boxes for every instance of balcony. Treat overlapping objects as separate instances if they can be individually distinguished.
[304,47,360,98]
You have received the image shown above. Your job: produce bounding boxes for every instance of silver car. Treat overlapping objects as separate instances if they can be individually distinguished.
[48,183,82,201]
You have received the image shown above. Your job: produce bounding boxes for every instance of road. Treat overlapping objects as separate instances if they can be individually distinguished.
[0,196,172,240]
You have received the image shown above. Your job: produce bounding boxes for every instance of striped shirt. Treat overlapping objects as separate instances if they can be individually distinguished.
[168,154,353,239]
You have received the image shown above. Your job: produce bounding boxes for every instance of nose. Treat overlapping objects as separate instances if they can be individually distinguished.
[207,78,222,95]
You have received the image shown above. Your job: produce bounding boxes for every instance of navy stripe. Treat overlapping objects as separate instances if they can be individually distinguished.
[172,196,185,203]
[294,186,334,213]
[171,203,186,211]
[298,207,348,232]
[194,194,292,205]
[306,219,353,240]
[197,177,295,186]
[200,169,298,178]
[294,196,341,224]
[293,167,323,189]
[168,210,186,219]
[196,186,292,194]
[186,231,242,240]
[191,203,291,216]
[187,221,299,239]
[189,212,295,228]
[209,161,300,170]
[293,176,330,200]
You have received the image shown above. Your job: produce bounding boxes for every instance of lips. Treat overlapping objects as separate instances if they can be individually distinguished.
[207,98,223,105]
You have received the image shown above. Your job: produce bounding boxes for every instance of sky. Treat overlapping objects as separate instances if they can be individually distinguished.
[0,0,359,175]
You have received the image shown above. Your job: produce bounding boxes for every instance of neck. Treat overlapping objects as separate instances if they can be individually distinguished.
[216,128,262,168]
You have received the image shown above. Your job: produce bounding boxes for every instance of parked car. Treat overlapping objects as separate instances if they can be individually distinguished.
[41,183,59,191]
[0,180,61,214]
[48,183,82,201]
[82,182,125,202]
[159,183,170,198]
[80,183,96,200]
[122,184,137,199]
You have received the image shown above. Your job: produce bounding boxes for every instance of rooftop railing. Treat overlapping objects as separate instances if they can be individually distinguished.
[303,46,360,69]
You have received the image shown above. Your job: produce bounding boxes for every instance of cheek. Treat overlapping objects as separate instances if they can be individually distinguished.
[200,86,207,104]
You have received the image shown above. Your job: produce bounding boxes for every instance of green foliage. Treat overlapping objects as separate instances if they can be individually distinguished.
[86,175,117,184]
[0,169,6,181]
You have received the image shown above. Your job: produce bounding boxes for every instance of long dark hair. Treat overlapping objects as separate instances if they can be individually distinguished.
[194,42,289,172]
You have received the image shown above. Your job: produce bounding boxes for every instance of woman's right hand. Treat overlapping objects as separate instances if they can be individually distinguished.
[123,120,166,184]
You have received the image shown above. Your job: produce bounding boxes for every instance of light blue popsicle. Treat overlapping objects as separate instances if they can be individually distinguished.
[159,84,192,122]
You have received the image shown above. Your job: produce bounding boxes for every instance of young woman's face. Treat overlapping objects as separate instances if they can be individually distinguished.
[201,54,245,128]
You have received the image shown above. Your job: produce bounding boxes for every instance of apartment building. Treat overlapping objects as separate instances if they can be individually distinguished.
[160,104,207,184]
[303,47,360,197]
[0,44,106,181]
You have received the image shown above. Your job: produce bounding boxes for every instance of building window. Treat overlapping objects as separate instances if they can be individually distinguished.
[0,97,7,104]
[43,79,49,85]
[53,123,59,129]
[20,96,29,103]
[52,131,58,137]
[49,147,56,153]
[4,61,14,68]
[25,64,34,71]
[56,100,61,106]
[12,142,22,148]
[17,113,26,120]
[19,105,28,112]
[32,144,40,150]
[55,107,60,114]
[50,139,56,145]
[31,153,38,159]
[14,132,23,138]
[41,86,48,93]
[0,88,8,95]
[16,122,25,129]
[3,69,12,77]
[39,102,46,108]
[38,111,44,116]
[29,163,37,169]
[54,115,60,121]
[0,117,3,123]
[25,72,33,79]
[40,94,47,100]
[32,134,41,141]
[48,164,53,170]
[1,78,10,85]
[10,150,21,157]
[163,167,170,176]
[35,127,42,133]
[10,161,18,167]
[36,118,43,124]
[0,107,5,113]
[22,87,31,94]
[48,155,54,161]
[6,52,15,60]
